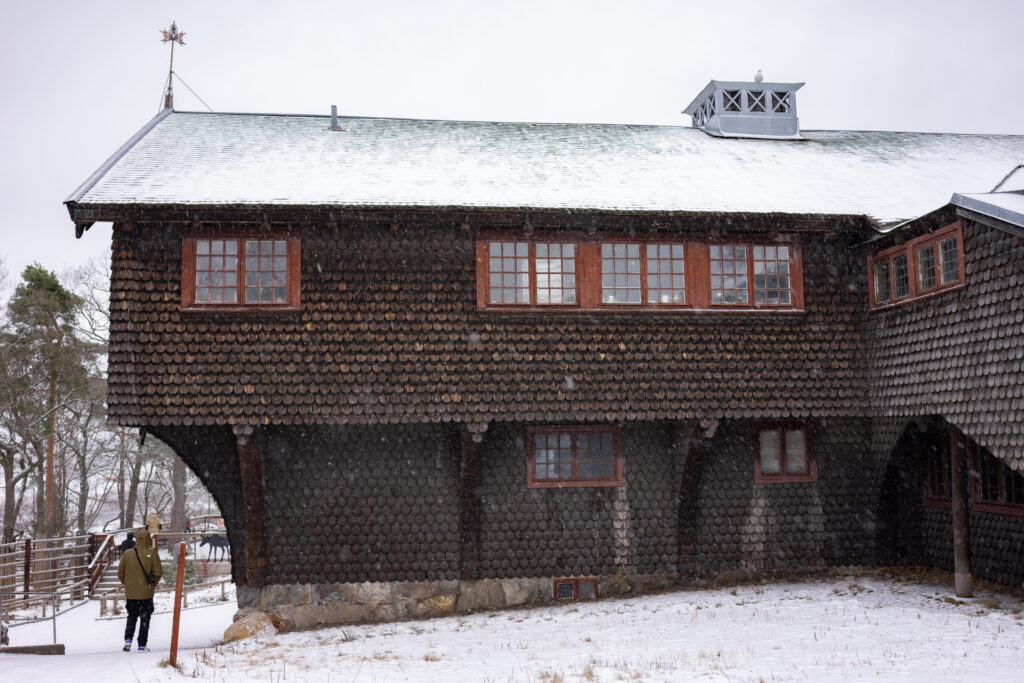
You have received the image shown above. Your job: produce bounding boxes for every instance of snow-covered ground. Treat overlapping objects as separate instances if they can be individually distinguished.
[3,571,1024,682]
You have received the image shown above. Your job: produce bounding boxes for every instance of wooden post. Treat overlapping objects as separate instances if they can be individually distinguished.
[235,425,267,587]
[169,542,186,667]
[950,432,973,597]
[23,539,31,596]
[459,424,487,580]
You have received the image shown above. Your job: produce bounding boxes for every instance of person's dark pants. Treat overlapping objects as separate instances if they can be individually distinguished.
[124,598,155,646]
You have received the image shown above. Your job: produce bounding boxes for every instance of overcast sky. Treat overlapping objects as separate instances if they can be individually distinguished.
[1,0,1022,285]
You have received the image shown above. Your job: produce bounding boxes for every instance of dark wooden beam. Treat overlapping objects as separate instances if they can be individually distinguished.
[458,423,487,579]
[950,425,973,597]
[671,420,708,571]
[234,424,268,587]
[66,202,875,236]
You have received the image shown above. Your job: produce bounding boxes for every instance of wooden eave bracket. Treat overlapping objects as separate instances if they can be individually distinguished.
[466,422,489,444]
[74,221,95,239]
[232,423,256,445]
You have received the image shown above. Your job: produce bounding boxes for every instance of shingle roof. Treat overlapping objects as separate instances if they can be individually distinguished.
[68,110,1024,225]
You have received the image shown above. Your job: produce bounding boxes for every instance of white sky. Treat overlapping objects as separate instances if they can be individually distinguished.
[1,0,1022,284]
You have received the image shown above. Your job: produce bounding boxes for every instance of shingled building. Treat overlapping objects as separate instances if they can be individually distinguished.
[65,79,1024,627]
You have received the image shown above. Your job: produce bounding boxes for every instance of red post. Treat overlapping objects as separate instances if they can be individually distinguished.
[169,542,186,667]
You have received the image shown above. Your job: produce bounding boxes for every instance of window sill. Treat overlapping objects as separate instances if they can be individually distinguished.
[180,304,303,315]
[972,501,1024,517]
[923,497,952,509]
[754,474,818,484]
[480,306,806,315]
[528,479,622,489]
[869,282,966,313]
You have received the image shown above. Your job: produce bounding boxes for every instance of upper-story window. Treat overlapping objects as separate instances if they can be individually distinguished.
[477,234,803,312]
[869,222,964,310]
[181,229,301,311]
[486,240,577,306]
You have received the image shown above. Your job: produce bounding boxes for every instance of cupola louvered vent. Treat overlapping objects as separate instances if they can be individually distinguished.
[683,79,804,140]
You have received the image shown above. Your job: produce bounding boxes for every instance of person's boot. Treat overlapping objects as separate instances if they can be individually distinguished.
[137,645,150,652]
[123,638,132,652]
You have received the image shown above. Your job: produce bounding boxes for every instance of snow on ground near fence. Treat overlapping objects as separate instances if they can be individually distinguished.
[3,572,1024,682]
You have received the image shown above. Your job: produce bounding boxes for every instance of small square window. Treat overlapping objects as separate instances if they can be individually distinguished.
[755,424,816,483]
[553,578,599,601]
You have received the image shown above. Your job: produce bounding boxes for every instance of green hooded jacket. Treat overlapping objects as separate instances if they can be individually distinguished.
[117,529,162,599]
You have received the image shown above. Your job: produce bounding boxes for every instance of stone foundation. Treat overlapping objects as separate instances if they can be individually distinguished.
[237,574,677,632]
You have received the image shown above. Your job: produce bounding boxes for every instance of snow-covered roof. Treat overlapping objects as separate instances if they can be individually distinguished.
[952,191,1024,228]
[67,110,1024,225]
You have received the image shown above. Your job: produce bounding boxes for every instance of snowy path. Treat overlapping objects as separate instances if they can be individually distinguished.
[3,586,235,682]
[3,573,1024,681]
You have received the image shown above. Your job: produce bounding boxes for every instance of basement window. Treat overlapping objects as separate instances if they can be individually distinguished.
[553,578,599,601]
[181,229,301,311]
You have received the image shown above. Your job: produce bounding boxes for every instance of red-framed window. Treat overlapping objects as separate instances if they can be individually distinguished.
[182,229,301,311]
[526,425,623,488]
[869,221,964,310]
[754,423,816,484]
[477,233,804,312]
[553,577,599,601]
[973,448,1024,516]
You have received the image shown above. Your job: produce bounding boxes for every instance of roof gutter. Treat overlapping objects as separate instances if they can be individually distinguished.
[65,108,174,237]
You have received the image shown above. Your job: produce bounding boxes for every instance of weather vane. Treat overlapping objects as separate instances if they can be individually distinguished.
[160,21,186,110]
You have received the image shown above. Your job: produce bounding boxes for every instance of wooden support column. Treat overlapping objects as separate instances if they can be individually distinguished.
[673,421,711,570]
[234,424,268,587]
[459,423,487,580]
[950,429,973,597]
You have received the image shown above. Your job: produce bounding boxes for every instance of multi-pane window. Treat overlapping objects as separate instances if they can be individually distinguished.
[535,243,576,304]
[925,438,952,501]
[527,426,622,488]
[245,240,289,303]
[710,245,748,304]
[601,243,641,304]
[753,245,791,305]
[646,244,685,304]
[183,231,300,310]
[478,236,802,311]
[974,449,1024,511]
[869,222,964,309]
[488,241,530,304]
[755,424,816,483]
[939,236,959,284]
[916,244,936,291]
[873,261,891,304]
[195,240,239,304]
[892,254,910,298]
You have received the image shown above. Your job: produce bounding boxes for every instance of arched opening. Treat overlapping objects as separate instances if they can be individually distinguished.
[145,426,247,587]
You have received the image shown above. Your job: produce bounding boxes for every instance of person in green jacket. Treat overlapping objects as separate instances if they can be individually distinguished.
[117,528,162,651]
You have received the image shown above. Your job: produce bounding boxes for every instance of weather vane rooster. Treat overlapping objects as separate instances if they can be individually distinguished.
[160,21,186,110]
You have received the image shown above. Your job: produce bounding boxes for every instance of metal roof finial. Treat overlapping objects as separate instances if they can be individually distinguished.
[160,21,186,111]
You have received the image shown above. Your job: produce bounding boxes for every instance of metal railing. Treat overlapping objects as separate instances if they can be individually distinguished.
[0,590,59,644]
